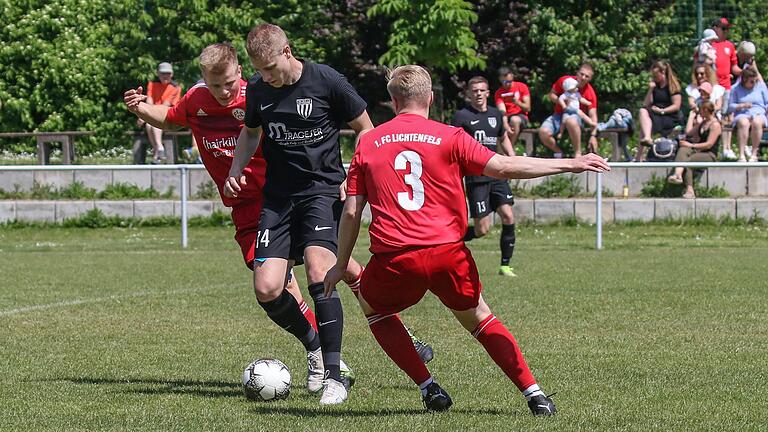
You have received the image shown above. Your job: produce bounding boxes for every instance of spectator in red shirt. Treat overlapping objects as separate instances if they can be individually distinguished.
[139,62,182,164]
[325,64,609,415]
[493,67,530,153]
[708,18,742,160]
[710,18,742,102]
[538,63,599,158]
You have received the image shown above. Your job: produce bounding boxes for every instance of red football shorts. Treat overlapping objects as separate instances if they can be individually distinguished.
[360,241,483,314]
[231,199,264,269]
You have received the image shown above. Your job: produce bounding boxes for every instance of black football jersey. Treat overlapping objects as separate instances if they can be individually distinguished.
[245,61,367,197]
[452,106,504,183]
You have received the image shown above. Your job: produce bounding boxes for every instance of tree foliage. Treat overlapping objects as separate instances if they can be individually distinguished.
[0,0,352,152]
[368,0,485,73]
[1,0,766,154]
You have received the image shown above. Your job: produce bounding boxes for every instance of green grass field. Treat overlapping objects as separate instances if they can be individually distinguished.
[1,224,767,431]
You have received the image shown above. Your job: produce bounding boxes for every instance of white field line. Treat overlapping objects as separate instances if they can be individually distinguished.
[0,286,227,318]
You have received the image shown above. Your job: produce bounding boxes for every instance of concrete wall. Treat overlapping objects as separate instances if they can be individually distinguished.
[2,167,768,198]
[2,198,764,224]
[0,168,216,197]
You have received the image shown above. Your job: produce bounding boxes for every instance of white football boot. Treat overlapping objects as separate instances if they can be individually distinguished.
[306,348,325,393]
[319,378,348,405]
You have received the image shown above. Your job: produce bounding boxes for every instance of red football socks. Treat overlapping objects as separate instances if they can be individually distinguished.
[368,313,431,385]
[472,315,537,391]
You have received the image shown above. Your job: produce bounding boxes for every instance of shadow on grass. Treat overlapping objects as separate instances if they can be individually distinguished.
[53,376,515,417]
[56,377,350,401]
[249,405,508,417]
[57,376,243,398]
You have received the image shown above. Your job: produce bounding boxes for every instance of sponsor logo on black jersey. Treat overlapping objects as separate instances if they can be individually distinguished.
[296,98,313,119]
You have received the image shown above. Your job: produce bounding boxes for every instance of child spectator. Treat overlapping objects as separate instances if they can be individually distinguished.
[696,29,719,74]
[557,78,595,139]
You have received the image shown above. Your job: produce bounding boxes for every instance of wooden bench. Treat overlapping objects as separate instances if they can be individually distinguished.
[518,127,631,161]
[129,130,191,164]
[0,131,95,165]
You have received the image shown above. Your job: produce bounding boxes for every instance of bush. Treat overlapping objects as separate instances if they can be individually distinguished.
[511,175,586,198]
[5,208,234,229]
[193,181,219,200]
[640,174,729,198]
[0,181,175,200]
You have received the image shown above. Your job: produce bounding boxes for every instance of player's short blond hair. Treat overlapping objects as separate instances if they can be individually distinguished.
[246,24,289,61]
[199,43,238,74]
[387,65,432,107]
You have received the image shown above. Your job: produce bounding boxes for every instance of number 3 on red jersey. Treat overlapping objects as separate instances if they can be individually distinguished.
[394,150,424,211]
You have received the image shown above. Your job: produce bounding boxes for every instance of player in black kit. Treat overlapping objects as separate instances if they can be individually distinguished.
[453,76,519,277]
[224,23,432,406]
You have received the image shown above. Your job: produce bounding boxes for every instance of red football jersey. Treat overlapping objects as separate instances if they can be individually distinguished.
[347,113,495,253]
[711,40,737,89]
[551,75,598,114]
[165,79,266,207]
[494,82,530,117]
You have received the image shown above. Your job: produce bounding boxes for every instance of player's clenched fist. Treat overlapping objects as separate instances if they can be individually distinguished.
[123,86,146,112]
[570,153,610,173]
[223,174,247,198]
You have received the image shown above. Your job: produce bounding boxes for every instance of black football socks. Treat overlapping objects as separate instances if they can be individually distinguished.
[501,223,516,266]
[258,289,320,352]
[308,282,343,382]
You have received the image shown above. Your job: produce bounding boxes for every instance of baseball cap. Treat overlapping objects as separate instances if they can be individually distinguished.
[702,29,717,41]
[711,17,731,29]
[157,62,173,73]
[563,77,578,92]
[698,82,713,94]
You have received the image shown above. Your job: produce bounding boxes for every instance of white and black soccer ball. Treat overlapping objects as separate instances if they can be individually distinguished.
[242,358,291,401]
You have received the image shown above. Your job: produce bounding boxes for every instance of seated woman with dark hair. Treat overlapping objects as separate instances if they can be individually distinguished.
[635,60,684,161]
[667,101,722,198]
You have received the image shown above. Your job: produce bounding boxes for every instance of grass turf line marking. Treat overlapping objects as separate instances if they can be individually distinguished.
[0,285,228,318]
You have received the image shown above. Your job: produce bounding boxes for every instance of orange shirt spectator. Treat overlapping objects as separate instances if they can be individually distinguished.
[146,62,181,106]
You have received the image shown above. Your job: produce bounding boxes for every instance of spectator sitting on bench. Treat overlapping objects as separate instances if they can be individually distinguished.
[686,81,721,131]
[668,101,722,199]
[494,67,531,154]
[634,60,683,162]
[685,63,728,158]
[138,62,182,164]
[729,67,768,162]
[538,63,599,158]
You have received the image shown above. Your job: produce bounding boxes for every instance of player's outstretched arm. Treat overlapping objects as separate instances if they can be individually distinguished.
[483,153,610,180]
[323,194,367,297]
[123,87,177,130]
[224,126,262,198]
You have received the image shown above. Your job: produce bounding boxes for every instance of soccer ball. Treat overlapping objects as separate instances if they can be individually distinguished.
[242,358,291,401]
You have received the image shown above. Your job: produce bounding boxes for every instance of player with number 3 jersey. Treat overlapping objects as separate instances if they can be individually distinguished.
[324,65,610,414]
